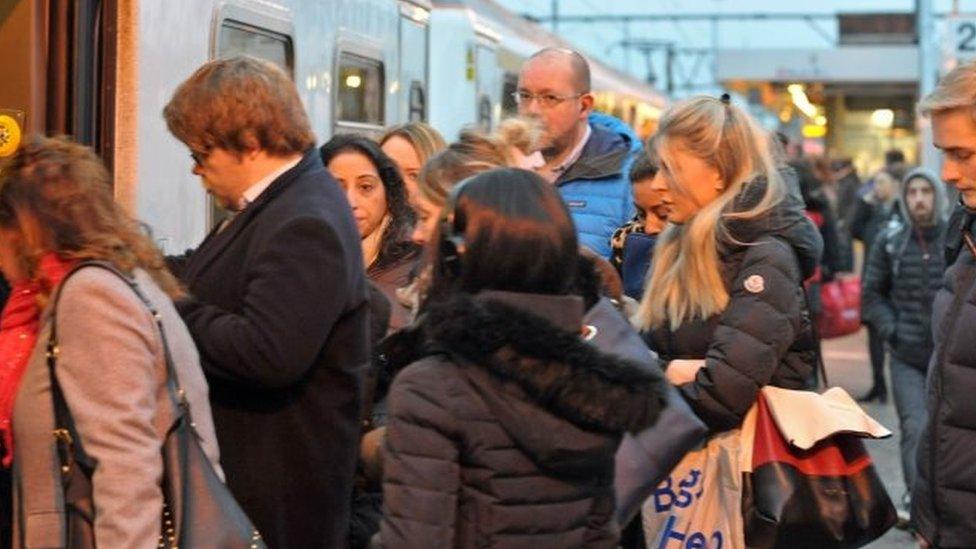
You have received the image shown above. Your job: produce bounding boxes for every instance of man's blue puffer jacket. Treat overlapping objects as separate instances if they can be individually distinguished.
[557,112,642,257]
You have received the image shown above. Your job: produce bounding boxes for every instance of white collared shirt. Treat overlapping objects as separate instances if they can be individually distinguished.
[538,124,592,184]
[236,156,302,211]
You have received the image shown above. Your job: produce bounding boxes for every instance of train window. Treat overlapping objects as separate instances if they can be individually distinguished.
[408,81,425,122]
[217,20,293,76]
[337,53,384,126]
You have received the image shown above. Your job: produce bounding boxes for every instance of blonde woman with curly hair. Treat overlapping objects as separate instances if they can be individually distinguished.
[409,117,543,246]
[1,136,221,547]
[635,95,823,432]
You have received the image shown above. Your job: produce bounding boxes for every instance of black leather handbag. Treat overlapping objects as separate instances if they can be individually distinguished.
[47,261,265,548]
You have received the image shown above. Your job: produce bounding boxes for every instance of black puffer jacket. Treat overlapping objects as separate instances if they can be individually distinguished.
[643,177,822,431]
[378,291,668,548]
[913,206,976,547]
[861,168,948,371]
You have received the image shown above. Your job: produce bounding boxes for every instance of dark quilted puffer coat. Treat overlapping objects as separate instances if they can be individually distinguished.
[643,175,823,431]
[377,290,667,548]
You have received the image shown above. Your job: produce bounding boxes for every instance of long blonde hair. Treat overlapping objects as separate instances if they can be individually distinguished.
[636,96,784,330]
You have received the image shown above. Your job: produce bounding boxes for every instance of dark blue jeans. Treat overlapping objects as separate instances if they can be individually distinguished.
[890,355,927,492]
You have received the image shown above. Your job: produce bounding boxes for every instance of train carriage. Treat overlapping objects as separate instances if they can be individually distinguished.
[0,0,665,253]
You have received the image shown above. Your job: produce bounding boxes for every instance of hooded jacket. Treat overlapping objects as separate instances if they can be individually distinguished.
[557,112,641,258]
[913,203,976,547]
[378,290,667,548]
[862,168,948,370]
[643,172,823,431]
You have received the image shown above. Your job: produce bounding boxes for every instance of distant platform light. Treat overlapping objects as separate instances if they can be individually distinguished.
[871,109,894,129]
[787,83,818,119]
[345,74,362,89]
[803,124,827,138]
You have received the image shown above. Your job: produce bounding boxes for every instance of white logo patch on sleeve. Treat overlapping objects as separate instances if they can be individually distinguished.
[744,274,765,293]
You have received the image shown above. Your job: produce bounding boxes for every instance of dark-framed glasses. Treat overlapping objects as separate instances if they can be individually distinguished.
[511,91,584,109]
[189,149,210,168]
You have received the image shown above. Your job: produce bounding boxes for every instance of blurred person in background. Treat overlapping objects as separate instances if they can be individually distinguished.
[409,118,543,247]
[635,95,821,433]
[862,167,947,527]
[775,133,846,279]
[885,149,909,182]
[377,168,667,548]
[832,157,863,225]
[321,134,420,331]
[851,169,902,403]
[517,48,640,257]
[379,122,446,203]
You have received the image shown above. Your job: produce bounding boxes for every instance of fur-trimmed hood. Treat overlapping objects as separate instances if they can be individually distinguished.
[380,290,668,473]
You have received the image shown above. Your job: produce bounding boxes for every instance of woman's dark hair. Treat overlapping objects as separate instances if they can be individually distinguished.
[430,168,579,297]
[628,151,658,183]
[320,134,417,270]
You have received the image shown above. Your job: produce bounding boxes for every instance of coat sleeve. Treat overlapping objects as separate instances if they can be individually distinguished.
[861,231,897,339]
[678,240,804,431]
[165,249,194,279]
[54,271,166,548]
[380,360,461,548]
[176,216,359,389]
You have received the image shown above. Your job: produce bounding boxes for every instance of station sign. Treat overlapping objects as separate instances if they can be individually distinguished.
[941,15,976,74]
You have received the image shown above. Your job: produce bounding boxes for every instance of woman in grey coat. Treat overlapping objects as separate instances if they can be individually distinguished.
[0,136,221,548]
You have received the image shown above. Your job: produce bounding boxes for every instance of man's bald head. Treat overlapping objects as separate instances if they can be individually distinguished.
[525,48,591,94]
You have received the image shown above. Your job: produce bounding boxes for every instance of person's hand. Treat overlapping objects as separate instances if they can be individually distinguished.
[915,533,930,549]
[359,426,387,485]
[666,359,706,385]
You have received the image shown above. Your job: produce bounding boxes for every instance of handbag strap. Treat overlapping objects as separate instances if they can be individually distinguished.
[797,278,830,389]
[47,261,193,438]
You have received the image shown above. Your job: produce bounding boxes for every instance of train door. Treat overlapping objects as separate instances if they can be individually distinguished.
[397,1,431,123]
[0,0,118,166]
[473,35,500,132]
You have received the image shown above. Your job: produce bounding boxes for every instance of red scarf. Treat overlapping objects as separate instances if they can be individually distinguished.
[0,253,75,466]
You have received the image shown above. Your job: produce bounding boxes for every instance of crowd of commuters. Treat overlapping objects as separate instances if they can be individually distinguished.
[2,44,976,549]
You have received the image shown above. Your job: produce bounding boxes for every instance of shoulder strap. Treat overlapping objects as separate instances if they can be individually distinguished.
[47,261,192,438]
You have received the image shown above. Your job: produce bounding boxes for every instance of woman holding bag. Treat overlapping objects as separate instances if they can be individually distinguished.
[1,136,223,547]
[634,94,822,432]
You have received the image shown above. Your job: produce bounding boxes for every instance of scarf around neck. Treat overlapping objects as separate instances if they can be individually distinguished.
[0,252,76,466]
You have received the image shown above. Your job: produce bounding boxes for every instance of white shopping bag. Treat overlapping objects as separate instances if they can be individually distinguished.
[641,407,756,549]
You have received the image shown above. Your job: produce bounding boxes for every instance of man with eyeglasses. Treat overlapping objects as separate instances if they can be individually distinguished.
[162,56,369,548]
[516,47,642,257]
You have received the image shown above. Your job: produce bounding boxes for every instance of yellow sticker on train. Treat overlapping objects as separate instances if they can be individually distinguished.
[0,114,23,158]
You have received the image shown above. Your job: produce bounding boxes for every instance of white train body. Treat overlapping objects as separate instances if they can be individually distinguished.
[3,0,666,253]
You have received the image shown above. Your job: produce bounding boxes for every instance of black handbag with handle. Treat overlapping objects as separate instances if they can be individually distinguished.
[47,261,265,548]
